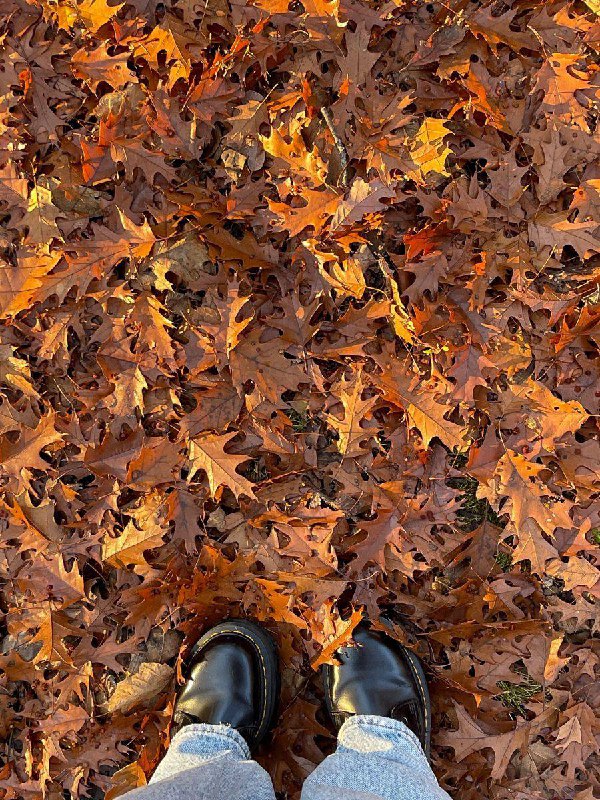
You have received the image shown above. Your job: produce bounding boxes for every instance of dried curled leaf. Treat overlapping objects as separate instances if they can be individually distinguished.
[106,663,174,714]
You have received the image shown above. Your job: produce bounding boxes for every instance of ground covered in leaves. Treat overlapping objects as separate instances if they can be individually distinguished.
[0,0,599,797]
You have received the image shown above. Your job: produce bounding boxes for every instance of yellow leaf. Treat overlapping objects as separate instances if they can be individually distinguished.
[543,635,567,683]
[116,208,156,258]
[76,0,124,32]
[102,497,167,569]
[409,118,453,179]
[318,256,366,299]
[268,188,340,238]
[25,185,61,245]
[106,762,147,800]
[260,126,327,183]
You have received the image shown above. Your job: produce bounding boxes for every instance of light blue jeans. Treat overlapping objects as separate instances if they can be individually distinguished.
[123,715,451,800]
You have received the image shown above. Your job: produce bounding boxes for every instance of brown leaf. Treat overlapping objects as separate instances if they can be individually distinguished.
[187,431,256,500]
[106,663,173,714]
[439,703,530,779]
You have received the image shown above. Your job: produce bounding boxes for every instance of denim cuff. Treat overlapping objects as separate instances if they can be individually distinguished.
[169,723,251,760]
[338,714,426,757]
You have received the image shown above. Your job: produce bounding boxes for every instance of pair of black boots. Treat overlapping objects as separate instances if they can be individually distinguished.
[173,619,431,757]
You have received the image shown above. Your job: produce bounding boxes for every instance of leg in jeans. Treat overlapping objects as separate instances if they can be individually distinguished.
[119,620,280,800]
[314,623,447,800]
[301,715,451,800]
[124,723,276,800]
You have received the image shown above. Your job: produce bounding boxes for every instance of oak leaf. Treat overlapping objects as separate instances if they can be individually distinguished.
[493,450,573,539]
[268,188,340,238]
[17,555,85,609]
[101,520,166,570]
[187,431,256,500]
[0,414,63,489]
[106,663,173,714]
[408,118,453,179]
[325,372,377,457]
[371,361,466,450]
[311,605,364,668]
[439,703,530,779]
[77,0,125,33]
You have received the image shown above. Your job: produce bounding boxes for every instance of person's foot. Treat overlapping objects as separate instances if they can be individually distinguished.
[323,623,431,757]
[173,619,279,750]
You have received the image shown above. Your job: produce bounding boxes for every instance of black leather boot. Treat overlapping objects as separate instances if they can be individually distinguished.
[323,623,431,757]
[173,619,279,750]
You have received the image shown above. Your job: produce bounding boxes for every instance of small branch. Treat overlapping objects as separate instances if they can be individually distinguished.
[320,106,350,189]
[320,106,411,327]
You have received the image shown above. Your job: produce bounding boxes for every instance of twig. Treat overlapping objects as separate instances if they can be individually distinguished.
[320,106,350,189]
[319,106,407,311]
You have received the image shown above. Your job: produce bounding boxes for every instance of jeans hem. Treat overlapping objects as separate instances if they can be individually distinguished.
[338,714,424,751]
[169,723,251,759]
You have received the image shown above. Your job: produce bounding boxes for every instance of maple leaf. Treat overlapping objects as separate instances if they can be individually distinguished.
[187,431,256,500]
